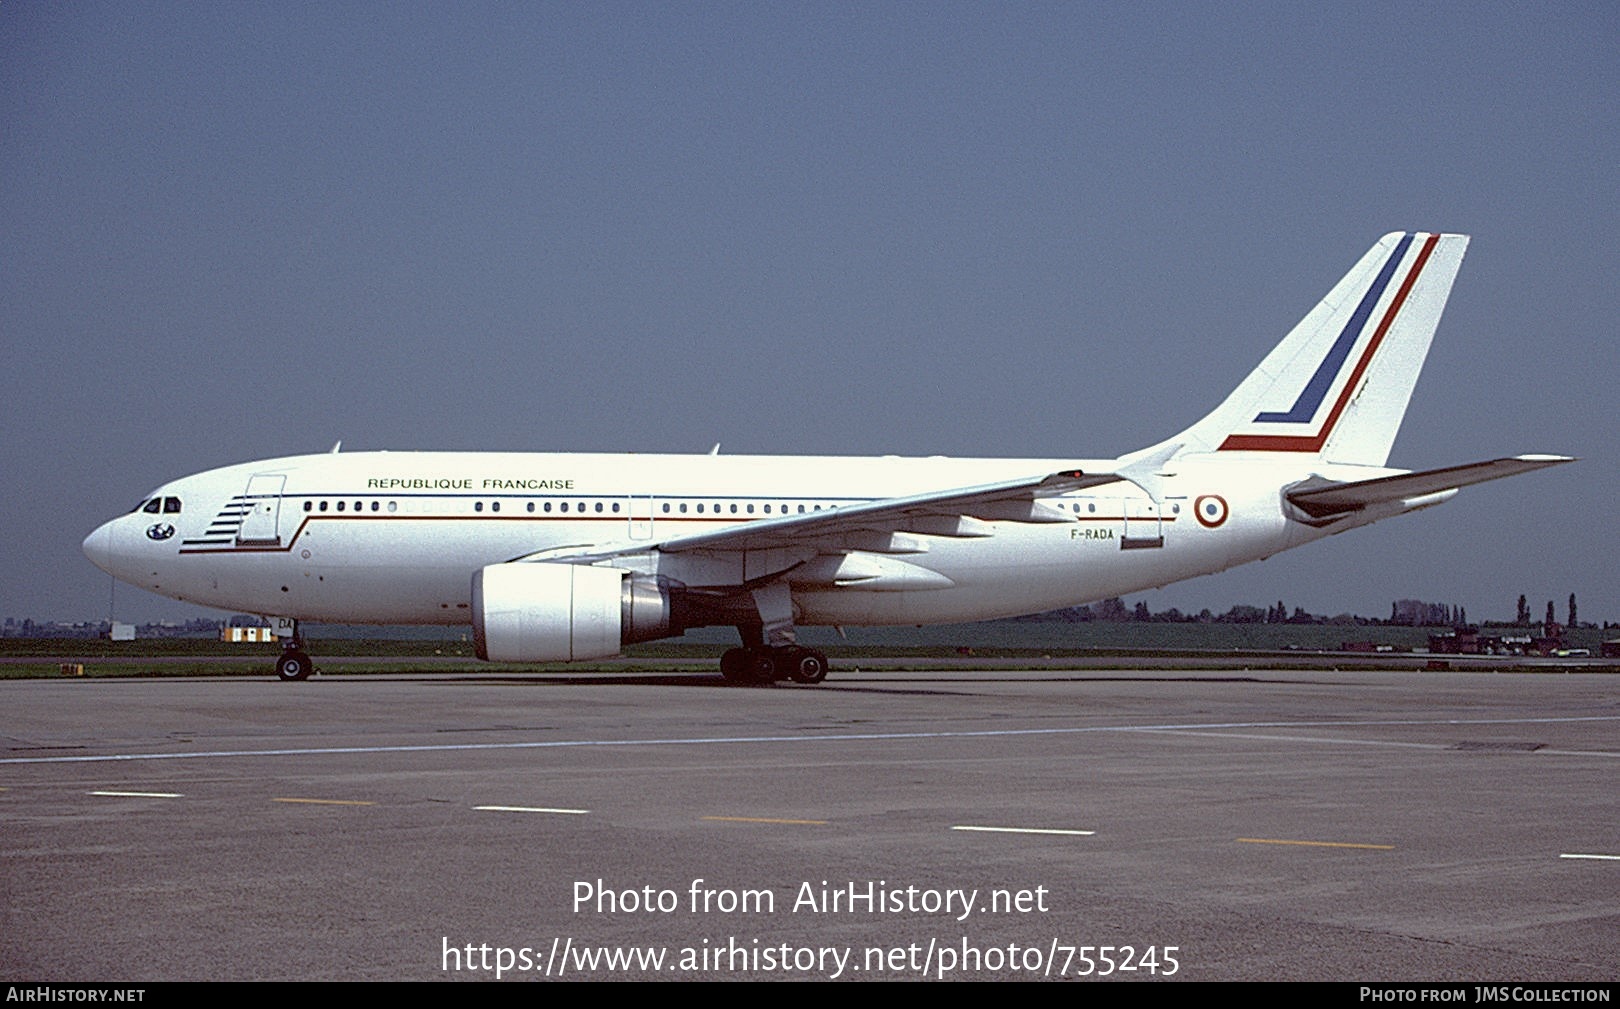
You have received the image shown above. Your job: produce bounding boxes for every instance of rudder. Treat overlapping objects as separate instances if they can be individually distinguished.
[1163,232,1468,466]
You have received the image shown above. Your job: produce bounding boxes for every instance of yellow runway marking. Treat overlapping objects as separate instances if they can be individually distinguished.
[474,805,589,815]
[702,816,829,825]
[272,797,375,806]
[952,825,1095,836]
[1237,837,1393,850]
[88,790,183,798]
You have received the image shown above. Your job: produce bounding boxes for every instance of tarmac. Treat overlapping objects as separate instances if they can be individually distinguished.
[3,666,1616,981]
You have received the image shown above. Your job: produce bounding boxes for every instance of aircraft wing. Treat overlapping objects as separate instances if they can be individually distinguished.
[655,468,1117,553]
[518,468,1120,565]
[1286,455,1574,519]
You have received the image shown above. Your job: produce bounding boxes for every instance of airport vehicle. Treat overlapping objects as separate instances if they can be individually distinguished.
[83,233,1570,683]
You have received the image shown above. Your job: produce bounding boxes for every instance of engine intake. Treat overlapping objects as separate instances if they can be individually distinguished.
[472,563,686,662]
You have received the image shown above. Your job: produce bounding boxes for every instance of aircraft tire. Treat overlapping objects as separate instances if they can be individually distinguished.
[789,649,828,685]
[719,648,752,683]
[749,650,778,684]
[276,649,313,682]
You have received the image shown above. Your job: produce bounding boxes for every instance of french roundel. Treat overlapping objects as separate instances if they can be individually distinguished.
[1194,495,1228,528]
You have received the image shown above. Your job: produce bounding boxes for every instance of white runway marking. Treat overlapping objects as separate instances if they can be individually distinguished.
[474,805,589,815]
[86,789,183,798]
[2,715,1615,766]
[1558,853,1620,861]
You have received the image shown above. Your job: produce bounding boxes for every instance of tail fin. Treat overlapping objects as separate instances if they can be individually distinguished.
[1162,232,1468,466]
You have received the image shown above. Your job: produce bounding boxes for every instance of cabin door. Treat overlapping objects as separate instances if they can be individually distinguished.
[628,495,655,540]
[236,474,286,546]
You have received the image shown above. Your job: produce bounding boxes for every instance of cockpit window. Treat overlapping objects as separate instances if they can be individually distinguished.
[131,499,150,513]
[163,497,181,513]
[142,499,162,514]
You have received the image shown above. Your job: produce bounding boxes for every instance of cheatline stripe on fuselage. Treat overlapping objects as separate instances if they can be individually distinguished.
[175,508,1179,554]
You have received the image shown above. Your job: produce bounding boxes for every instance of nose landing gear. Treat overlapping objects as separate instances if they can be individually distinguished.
[273,621,315,681]
[275,648,313,681]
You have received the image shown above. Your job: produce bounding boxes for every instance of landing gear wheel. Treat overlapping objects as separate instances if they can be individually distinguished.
[720,648,752,683]
[789,648,828,685]
[749,650,778,684]
[276,649,313,682]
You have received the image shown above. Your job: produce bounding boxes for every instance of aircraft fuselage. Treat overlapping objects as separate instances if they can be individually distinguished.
[83,449,1397,629]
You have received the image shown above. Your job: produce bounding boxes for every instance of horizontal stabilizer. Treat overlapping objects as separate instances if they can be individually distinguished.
[1286,455,1573,518]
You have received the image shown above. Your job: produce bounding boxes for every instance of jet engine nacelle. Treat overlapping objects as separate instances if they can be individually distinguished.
[472,563,682,662]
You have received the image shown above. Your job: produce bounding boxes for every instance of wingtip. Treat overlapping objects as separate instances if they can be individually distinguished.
[1514,453,1577,464]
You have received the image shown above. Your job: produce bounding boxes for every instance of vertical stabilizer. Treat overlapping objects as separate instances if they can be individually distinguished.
[1160,232,1468,466]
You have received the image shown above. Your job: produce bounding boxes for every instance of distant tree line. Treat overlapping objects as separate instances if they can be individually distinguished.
[1504,592,1586,629]
[1388,600,1466,627]
[1015,598,1381,626]
[1015,591,1605,629]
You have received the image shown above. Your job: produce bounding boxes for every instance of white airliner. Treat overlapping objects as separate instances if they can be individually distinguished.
[84,233,1570,683]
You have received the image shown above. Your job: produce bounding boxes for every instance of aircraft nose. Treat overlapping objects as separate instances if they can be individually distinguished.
[83,520,117,575]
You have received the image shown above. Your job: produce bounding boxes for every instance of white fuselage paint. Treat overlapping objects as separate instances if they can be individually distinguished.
[83,449,1407,631]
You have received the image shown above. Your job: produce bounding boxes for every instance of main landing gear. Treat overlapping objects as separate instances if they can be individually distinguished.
[274,622,315,681]
[719,646,829,686]
[718,581,829,685]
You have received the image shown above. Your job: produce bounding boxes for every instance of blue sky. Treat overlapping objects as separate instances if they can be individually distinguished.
[4,2,1615,625]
